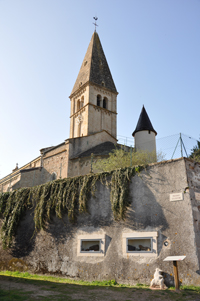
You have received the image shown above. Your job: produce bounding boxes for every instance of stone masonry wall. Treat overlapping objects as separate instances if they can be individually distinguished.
[0,157,41,192]
[68,131,116,160]
[67,131,116,178]
[42,143,69,182]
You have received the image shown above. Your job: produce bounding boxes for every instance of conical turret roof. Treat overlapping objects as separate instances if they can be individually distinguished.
[132,106,157,136]
[70,32,117,96]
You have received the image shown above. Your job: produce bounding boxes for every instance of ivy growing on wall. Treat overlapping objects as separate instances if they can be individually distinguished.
[0,166,144,249]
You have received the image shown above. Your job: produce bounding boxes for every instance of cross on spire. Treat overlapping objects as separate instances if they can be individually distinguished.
[93,16,98,32]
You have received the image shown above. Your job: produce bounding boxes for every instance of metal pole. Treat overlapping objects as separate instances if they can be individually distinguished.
[130,146,132,167]
[180,133,183,157]
[171,137,180,159]
[180,135,188,158]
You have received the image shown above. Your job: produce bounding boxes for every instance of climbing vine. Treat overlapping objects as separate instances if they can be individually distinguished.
[0,188,32,248]
[0,166,144,248]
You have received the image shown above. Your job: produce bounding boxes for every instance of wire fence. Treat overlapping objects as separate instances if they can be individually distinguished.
[117,133,199,161]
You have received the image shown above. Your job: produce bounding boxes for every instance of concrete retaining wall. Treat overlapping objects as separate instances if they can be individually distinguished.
[0,158,200,286]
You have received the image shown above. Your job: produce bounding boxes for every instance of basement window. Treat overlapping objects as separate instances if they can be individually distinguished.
[77,233,105,257]
[127,237,152,253]
[81,239,101,253]
[122,231,158,257]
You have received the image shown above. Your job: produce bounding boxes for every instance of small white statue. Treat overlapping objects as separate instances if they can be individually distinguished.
[150,268,165,289]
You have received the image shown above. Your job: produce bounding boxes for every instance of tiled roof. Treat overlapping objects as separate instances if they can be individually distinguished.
[70,32,117,96]
[70,141,120,159]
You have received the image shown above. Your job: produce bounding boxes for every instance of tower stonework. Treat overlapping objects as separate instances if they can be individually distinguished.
[69,32,118,140]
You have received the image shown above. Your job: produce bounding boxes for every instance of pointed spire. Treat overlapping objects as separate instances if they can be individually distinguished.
[132,106,157,136]
[70,32,117,97]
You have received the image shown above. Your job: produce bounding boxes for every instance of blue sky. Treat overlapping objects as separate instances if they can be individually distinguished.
[0,0,200,178]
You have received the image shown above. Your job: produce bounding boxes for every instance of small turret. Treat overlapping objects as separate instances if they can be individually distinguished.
[132,106,157,153]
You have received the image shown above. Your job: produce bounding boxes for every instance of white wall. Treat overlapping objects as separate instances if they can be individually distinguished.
[134,130,156,152]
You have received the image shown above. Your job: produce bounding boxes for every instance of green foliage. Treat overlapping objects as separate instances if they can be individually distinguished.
[93,147,164,173]
[0,188,32,248]
[0,166,143,248]
[0,270,120,287]
[109,166,143,220]
[0,191,10,213]
[189,140,200,162]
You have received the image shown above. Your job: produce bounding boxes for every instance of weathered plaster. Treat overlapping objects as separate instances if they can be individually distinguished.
[1,158,200,286]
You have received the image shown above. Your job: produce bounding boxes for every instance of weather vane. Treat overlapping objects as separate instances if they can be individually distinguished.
[93,16,98,32]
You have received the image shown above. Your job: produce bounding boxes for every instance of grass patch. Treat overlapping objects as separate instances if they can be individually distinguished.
[1,271,200,291]
[1,274,200,301]
[135,283,149,288]
[0,271,122,287]
[0,288,32,301]
[1,270,200,301]
[181,285,200,293]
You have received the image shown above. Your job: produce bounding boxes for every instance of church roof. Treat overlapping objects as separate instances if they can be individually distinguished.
[70,32,117,96]
[70,141,120,159]
[132,106,157,136]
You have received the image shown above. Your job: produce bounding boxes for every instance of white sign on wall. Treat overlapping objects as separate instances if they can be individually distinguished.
[170,193,183,202]
[163,255,186,261]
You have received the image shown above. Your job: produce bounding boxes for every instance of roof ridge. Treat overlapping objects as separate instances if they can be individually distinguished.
[88,32,95,84]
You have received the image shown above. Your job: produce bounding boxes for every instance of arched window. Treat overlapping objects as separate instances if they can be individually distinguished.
[51,172,57,181]
[80,96,84,108]
[103,97,108,109]
[97,95,101,107]
[77,99,80,111]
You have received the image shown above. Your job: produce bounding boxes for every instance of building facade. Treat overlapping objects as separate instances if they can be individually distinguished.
[0,31,120,192]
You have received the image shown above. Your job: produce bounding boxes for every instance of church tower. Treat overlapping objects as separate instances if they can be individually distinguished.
[132,106,157,153]
[69,32,118,140]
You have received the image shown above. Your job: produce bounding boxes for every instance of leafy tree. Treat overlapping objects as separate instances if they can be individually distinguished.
[93,147,165,173]
[189,140,200,162]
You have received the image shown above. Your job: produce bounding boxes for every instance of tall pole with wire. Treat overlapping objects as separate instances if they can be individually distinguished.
[171,133,188,159]
[180,133,183,157]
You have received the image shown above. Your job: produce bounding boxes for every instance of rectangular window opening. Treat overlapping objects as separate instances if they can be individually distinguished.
[127,237,152,253]
[81,239,101,253]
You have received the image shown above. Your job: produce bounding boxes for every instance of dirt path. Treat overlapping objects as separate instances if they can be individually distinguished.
[0,276,200,301]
